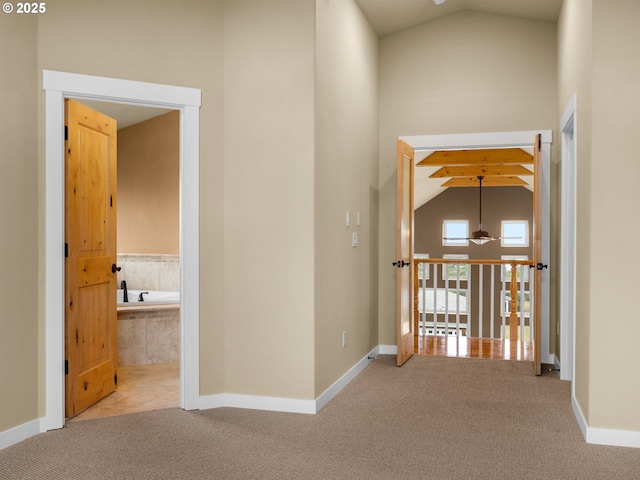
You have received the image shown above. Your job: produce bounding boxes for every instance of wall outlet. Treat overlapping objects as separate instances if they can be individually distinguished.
[341,331,347,348]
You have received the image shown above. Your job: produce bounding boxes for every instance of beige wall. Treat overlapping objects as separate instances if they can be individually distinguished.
[314,0,379,395]
[378,11,558,347]
[35,0,226,409]
[0,14,39,432]
[588,0,640,431]
[223,0,316,399]
[117,111,180,255]
[4,0,640,442]
[557,0,593,422]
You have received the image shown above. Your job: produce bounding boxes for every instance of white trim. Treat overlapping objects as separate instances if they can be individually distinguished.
[401,130,553,365]
[554,354,561,373]
[572,394,588,440]
[559,93,577,384]
[572,394,640,448]
[42,70,201,431]
[401,130,553,151]
[379,344,398,355]
[315,347,378,412]
[199,348,380,415]
[587,427,640,449]
[199,393,317,415]
[0,419,41,451]
[560,93,577,132]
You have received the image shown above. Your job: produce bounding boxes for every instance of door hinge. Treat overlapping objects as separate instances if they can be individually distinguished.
[110,195,113,207]
[65,243,68,258]
[537,133,542,151]
[65,360,68,375]
[114,374,118,385]
[536,262,548,271]
[64,126,68,141]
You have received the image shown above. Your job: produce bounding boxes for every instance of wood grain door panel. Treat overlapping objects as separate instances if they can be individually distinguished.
[65,99,118,418]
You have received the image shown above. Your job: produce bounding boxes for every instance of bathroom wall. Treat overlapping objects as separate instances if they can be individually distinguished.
[117,110,180,255]
[116,254,179,292]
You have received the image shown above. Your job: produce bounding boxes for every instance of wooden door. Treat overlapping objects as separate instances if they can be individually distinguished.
[65,99,118,418]
[396,140,415,366]
[532,134,542,376]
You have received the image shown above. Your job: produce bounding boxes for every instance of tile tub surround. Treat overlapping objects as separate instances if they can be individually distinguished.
[118,307,179,366]
[116,254,179,292]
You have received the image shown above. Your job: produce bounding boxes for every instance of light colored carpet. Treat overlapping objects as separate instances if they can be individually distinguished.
[1,355,639,479]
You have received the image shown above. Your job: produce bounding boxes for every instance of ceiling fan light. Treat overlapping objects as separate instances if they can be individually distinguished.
[470,238,491,246]
[470,229,494,246]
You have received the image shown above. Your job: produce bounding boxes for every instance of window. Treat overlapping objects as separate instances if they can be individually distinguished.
[443,254,469,280]
[501,220,529,247]
[443,220,469,247]
[415,253,430,280]
[501,255,529,283]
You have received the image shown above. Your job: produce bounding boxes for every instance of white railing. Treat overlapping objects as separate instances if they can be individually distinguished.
[414,259,534,341]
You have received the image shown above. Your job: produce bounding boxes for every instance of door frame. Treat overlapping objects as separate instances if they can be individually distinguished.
[42,70,201,431]
[559,94,577,383]
[399,130,553,365]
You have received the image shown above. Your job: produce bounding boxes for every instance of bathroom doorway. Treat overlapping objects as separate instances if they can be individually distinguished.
[43,70,202,431]
[71,102,181,421]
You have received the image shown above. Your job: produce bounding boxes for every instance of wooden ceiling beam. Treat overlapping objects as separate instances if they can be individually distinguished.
[441,176,529,187]
[418,148,533,166]
[429,165,533,178]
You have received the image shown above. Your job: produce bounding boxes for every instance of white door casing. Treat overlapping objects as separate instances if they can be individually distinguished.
[42,70,201,431]
[560,93,577,384]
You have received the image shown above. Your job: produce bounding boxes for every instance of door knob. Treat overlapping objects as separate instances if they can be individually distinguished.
[112,264,121,273]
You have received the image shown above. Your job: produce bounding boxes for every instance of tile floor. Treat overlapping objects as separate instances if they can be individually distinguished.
[70,362,179,421]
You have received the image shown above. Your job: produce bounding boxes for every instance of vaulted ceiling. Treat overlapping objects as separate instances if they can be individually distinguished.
[354,0,557,208]
[354,0,562,37]
[414,148,534,209]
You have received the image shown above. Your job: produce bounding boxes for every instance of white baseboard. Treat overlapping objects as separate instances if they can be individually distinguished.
[315,346,378,412]
[199,347,380,415]
[0,419,41,451]
[572,394,640,448]
[379,344,397,355]
[572,394,588,440]
[554,354,561,372]
[199,392,315,414]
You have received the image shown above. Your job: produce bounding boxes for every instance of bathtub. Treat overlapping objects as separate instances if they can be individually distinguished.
[117,289,180,307]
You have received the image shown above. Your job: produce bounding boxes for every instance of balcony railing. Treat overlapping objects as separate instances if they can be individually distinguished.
[414,258,535,342]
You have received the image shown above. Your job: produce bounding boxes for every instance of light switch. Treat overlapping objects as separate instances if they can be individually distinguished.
[352,232,359,247]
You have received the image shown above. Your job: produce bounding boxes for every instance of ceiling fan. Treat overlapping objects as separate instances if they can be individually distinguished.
[444,175,519,246]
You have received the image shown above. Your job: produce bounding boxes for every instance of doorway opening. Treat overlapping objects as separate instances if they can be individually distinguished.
[42,70,201,432]
[69,103,181,421]
[395,131,552,369]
